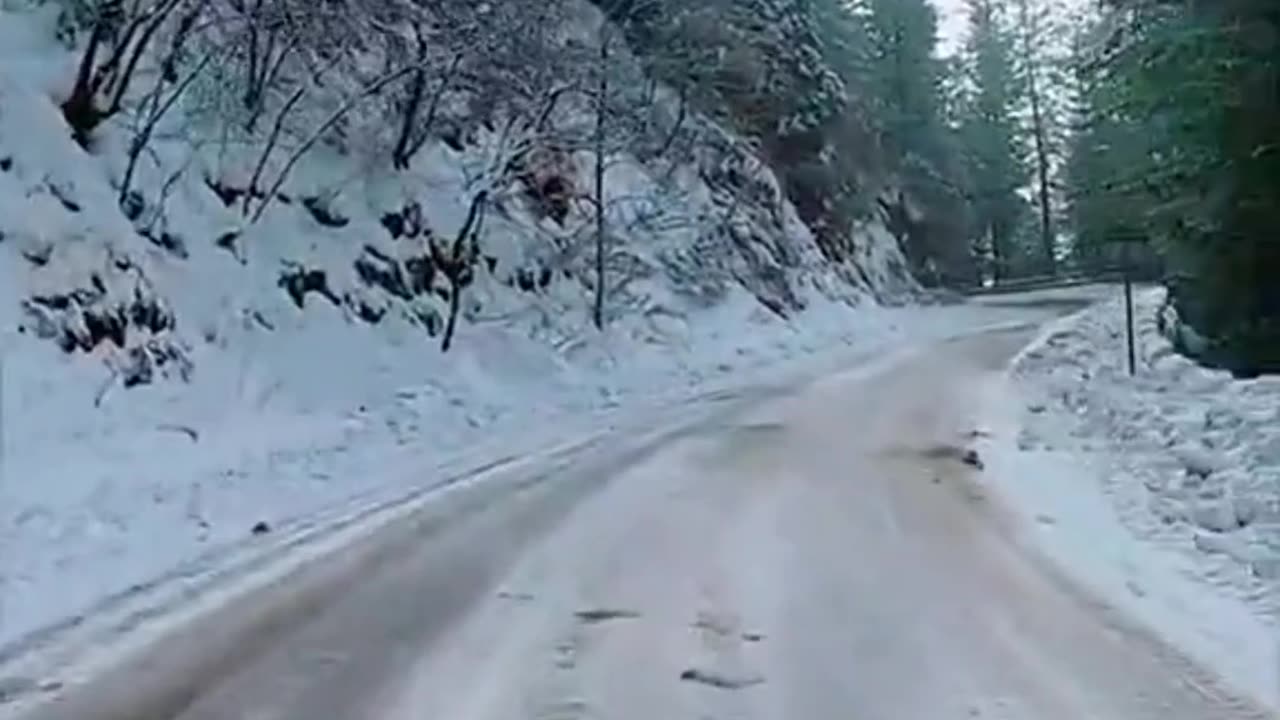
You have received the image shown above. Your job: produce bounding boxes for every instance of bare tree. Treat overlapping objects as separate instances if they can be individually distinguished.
[592,27,611,330]
[431,190,488,353]
[393,49,462,170]
[388,24,431,169]
[247,60,428,222]
[62,0,191,145]
[234,0,299,133]
[118,0,213,205]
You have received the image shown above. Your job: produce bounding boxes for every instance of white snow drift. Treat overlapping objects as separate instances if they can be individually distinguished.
[984,288,1280,710]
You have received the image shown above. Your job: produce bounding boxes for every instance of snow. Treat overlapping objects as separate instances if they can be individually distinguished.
[11,1,1261,707]
[980,289,1280,712]
[0,0,1053,664]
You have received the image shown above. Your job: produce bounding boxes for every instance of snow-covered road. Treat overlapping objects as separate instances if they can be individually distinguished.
[10,311,1267,720]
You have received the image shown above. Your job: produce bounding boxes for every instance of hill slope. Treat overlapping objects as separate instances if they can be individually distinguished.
[0,0,921,651]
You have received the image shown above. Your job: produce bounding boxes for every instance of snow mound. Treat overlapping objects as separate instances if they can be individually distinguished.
[996,288,1280,708]
[1014,290,1280,597]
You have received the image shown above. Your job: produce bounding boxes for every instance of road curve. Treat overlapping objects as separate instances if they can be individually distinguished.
[14,320,1271,720]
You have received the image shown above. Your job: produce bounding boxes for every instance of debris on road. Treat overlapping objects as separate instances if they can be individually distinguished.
[962,448,985,470]
[679,668,765,690]
[574,608,641,624]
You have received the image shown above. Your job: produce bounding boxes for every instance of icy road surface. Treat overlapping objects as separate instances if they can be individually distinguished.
[12,320,1268,720]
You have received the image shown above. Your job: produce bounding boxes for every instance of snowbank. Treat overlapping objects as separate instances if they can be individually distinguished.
[983,287,1280,711]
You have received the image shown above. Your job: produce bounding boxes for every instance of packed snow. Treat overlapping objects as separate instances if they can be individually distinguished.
[982,288,1280,711]
[7,0,1265,710]
[0,0,1053,663]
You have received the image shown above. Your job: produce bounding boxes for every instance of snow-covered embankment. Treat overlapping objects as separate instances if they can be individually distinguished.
[0,0,934,660]
[982,288,1280,712]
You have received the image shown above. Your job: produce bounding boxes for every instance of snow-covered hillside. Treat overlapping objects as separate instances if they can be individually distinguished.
[986,288,1280,709]
[0,0,937,654]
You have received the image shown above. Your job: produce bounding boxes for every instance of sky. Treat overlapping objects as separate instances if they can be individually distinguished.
[931,0,970,56]
[930,0,1092,57]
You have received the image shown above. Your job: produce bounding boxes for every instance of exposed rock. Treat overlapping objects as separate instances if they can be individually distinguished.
[214,230,244,263]
[301,196,349,228]
[380,211,406,239]
[354,246,412,301]
[515,267,538,293]
[20,236,53,266]
[379,202,428,240]
[346,291,387,325]
[120,340,193,388]
[279,266,341,309]
[205,177,247,207]
[140,229,188,259]
[23,279,172,356]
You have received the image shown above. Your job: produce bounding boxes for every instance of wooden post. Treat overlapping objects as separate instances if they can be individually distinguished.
[0,350,6,638]
[1122,239,1136,376]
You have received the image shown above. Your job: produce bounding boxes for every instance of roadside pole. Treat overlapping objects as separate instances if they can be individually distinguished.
[0,345,6,641]
[1123,240,1136,376]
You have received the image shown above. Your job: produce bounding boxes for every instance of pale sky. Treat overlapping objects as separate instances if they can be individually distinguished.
[931,0,970,57]
[929,0,1092,57]
[931,0,969,55]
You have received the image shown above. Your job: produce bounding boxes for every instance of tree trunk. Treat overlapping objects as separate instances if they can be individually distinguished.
[442,287,461,353]
[593,30,610,330]
[438,191,488,354]
[392,67,427,170]
[62,21,107,145]
[1019,0,1055,275]
[401,54,462,170]
[391,29,429,170]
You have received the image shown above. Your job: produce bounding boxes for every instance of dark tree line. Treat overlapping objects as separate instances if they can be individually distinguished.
[1069,0,1280,373]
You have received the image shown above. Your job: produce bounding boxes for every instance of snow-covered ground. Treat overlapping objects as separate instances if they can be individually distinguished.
[982,288,1280,711]
[0,0,1048,664]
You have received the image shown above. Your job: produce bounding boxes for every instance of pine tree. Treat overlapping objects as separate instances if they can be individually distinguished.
[1069,0,1280,372]
[861,0,947,169]
[1013,0,1056,274]
[957,0,1026,282]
